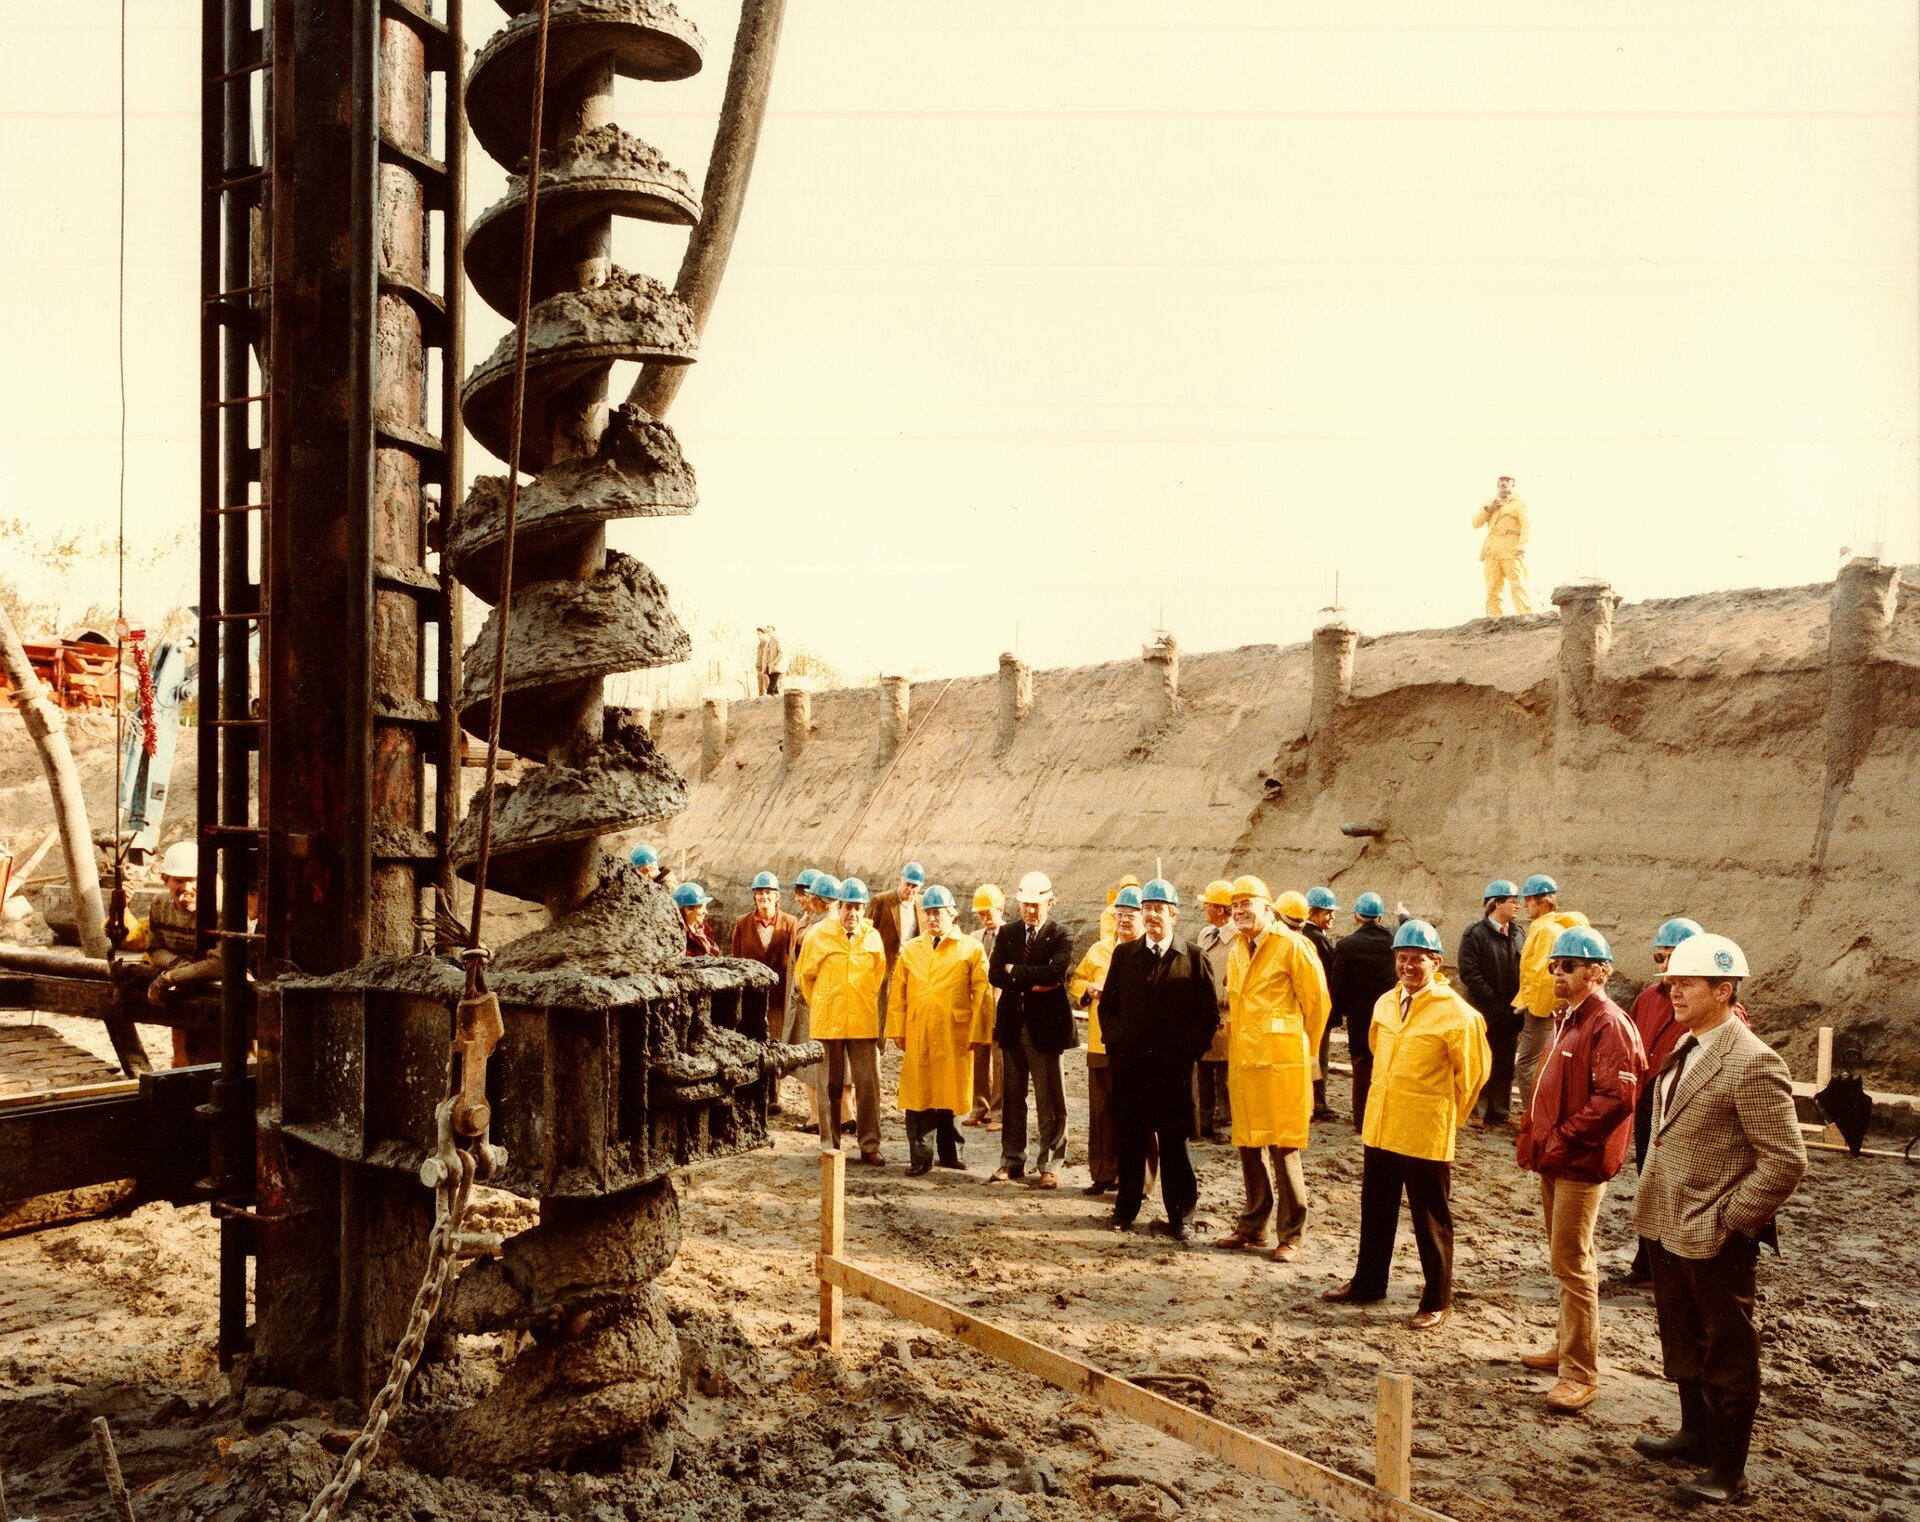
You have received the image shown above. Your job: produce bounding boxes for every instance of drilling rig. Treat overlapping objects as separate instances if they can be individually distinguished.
[0,0,803,1476]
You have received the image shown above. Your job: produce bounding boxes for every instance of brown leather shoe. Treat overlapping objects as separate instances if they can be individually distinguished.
[858,1151,887,1167]
[1545,1378,1599,1412]
[1271,1242,1300,1263]
[1407,1307,1450,1330]
[1321,1280,1381,1304]
[1033,1172,1060,1190]
[1213,1232,1267,1252]
[1520,1347,1561,1371]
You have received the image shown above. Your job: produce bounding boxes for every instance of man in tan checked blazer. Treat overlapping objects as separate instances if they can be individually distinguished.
[1631,934,1806,1506]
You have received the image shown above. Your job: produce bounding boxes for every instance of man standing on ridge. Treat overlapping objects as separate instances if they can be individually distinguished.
[1512,873,1589,1116]
[1459,879,1526,1127]
[1473,474,1532,617]
[988,872,1075,1189]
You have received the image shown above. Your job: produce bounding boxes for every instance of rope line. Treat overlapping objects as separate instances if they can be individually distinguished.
[462,0,552,966]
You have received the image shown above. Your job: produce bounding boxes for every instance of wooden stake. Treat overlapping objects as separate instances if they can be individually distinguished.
[818,1148,845,1350]
[90,1416,137,1522]
[1375,1371,1414,1500]
[814,1251,1451,1522]
[1815,1027,1842,1144]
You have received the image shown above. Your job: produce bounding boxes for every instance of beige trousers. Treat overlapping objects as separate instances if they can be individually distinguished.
[1541,1175,1607,1384]
[1483,555,1532,616]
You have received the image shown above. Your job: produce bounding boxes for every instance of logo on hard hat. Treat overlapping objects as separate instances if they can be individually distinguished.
[1714,950,1734,971]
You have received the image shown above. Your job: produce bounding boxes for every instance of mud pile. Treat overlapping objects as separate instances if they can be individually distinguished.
[647,567,1920,1086]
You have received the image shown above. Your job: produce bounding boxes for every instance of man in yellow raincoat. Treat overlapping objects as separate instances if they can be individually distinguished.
[1324,919,1490,1328]
[1511,872,1589,1118]
[887,886,995,1175]
[1213,876,1332,1263]
[796,876,888,1166]
[1472,474,1532,617]
[1072,884,1145,1196]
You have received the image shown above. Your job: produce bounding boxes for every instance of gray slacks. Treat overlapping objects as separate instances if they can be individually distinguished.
[1000,1032,1066,1175]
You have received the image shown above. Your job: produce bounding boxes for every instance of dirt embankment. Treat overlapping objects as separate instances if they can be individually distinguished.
[646,573,1920,1088]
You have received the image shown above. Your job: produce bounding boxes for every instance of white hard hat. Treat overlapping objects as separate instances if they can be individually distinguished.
[1665,933,1748,980]
[1014,871,1053,903]
[158,840,199,879]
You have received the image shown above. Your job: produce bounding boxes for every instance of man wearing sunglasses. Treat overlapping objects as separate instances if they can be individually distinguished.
[1514,927,1645,1413]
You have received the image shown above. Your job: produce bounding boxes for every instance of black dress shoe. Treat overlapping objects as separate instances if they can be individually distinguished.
[906,1161,932,1177]
[1148,1219,1189,1244]
[1672,1471,1746,1505]
[1107,1215,1135,1233]
[1082,1180,1112,1196]
[936,1158,969,1171]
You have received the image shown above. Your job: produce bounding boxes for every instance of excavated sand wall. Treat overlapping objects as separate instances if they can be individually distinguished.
[648,566,1920,1085]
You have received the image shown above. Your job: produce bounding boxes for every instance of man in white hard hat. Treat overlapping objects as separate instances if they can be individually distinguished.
[986,871,1075,1188]
[142,840,223,1064]
[1632,934,1806,1506]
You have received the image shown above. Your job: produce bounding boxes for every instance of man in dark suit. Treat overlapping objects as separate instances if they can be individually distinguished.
[1632,934,1805,1506]
[986,870,1075,1187]
[1327,892,1397,1129]
[1457,878,1525,1125]
[869,860,927,1022]
[1099,879,1219,1241]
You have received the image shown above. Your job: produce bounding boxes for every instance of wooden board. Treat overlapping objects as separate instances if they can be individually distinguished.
[816,1251,1453,1522]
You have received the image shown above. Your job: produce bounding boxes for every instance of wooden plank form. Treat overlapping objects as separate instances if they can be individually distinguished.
[814,1152,1451,1522]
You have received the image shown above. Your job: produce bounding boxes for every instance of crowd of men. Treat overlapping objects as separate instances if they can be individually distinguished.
[634,846,1808,1507]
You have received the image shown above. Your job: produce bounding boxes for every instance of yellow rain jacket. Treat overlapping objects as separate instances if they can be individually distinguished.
[797,916,886,1040]
[1361,975,1491,1162]
[1225,925,1333,1150]
[1070,935,1117,1055]
[1473,494,1530,561]
[886,932,995,1111]
[1514,909,1590,1019]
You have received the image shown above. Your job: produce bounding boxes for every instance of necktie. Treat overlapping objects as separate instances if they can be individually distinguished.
[1662,1036,1695,1120]
[1025,926,1036,955]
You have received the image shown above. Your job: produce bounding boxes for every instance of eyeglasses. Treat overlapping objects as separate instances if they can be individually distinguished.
[1547,958,1593,974]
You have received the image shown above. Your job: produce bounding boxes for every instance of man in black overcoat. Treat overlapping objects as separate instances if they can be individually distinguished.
[1098,878,1220,1241]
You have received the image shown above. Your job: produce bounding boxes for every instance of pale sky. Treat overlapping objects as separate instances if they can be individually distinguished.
[5,2,1916,686]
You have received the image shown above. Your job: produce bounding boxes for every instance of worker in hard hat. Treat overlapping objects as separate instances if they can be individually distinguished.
[1302,888,1340,1120]
[1323,920,1489,1328]
[887,887,995,1176]
[1622,919,1750,1286]
[629,842,677,892]
[1328,891,1396,1129]
[1098,874,1142,944]
[1213,876,1332,1262]
[1633,934,1805,1505]
[1514,927,1646,1413]
[1458,879,1525,1127]
[1100,880,1219,1241]
[796,877,888,1165]
[730,873,800,1103]
[675,882,722,957]
[986,871,1075,1188]
[782,871,833,1131]
[142,839,223,1065]
[1276,889,1310,933]
[870,860,928,1025]
[1072,885,1145,1197]
[1472,474,1532,617]
[964,885,1007,1131]
[1511,873,1589,1117]
[1191,880,1236,1141]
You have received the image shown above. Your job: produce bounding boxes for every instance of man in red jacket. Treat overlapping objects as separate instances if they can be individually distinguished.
[1515,926,1646,1413]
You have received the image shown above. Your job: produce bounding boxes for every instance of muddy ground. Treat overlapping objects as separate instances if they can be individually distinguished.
[3,1034,1917,1522]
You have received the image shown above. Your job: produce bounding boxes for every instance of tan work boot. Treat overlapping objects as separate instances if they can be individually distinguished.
[1520,1347,1561,1371]
[1545,1379,1599,1413]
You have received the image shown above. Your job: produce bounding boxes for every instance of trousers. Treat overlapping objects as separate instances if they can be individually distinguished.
[969,1042,1003,1121]
[1514,1014,1551,1118]
[1086,1055,1118,1185]
[905,1108,963,1168]
[1481,1011,1519,1122]
[1541,1175,1607,1384]
[1648,1234,1764,1423]
[1351,1146,1454,1312]
[1235,1146,1308,1245]
[817,1037,881,1156]
[1194,1060,1230,1134]
[1000,1031,1066,1175]
[1116,1118,1189,1227]
[1483,555,1532,617]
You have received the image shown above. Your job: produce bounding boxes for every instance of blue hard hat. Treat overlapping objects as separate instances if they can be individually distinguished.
[1521,873,1559,897]
[1306,886,1339,911]
[838,876,871,905]
[795,868,819,892]
[812,874,842,902]
[672,882,709,908]
[751,871,780,892]
[1550,925,1612,962]
[1392,919,1443,954]
[629,844,659,868]
[900,862,927,885]
[1354,892,1385,919]
[1654,917,1703,950]
[1112,886,1143,911]
[1482,878,1519,901]
[919,885,955,911]
[1141,878,1178,906]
